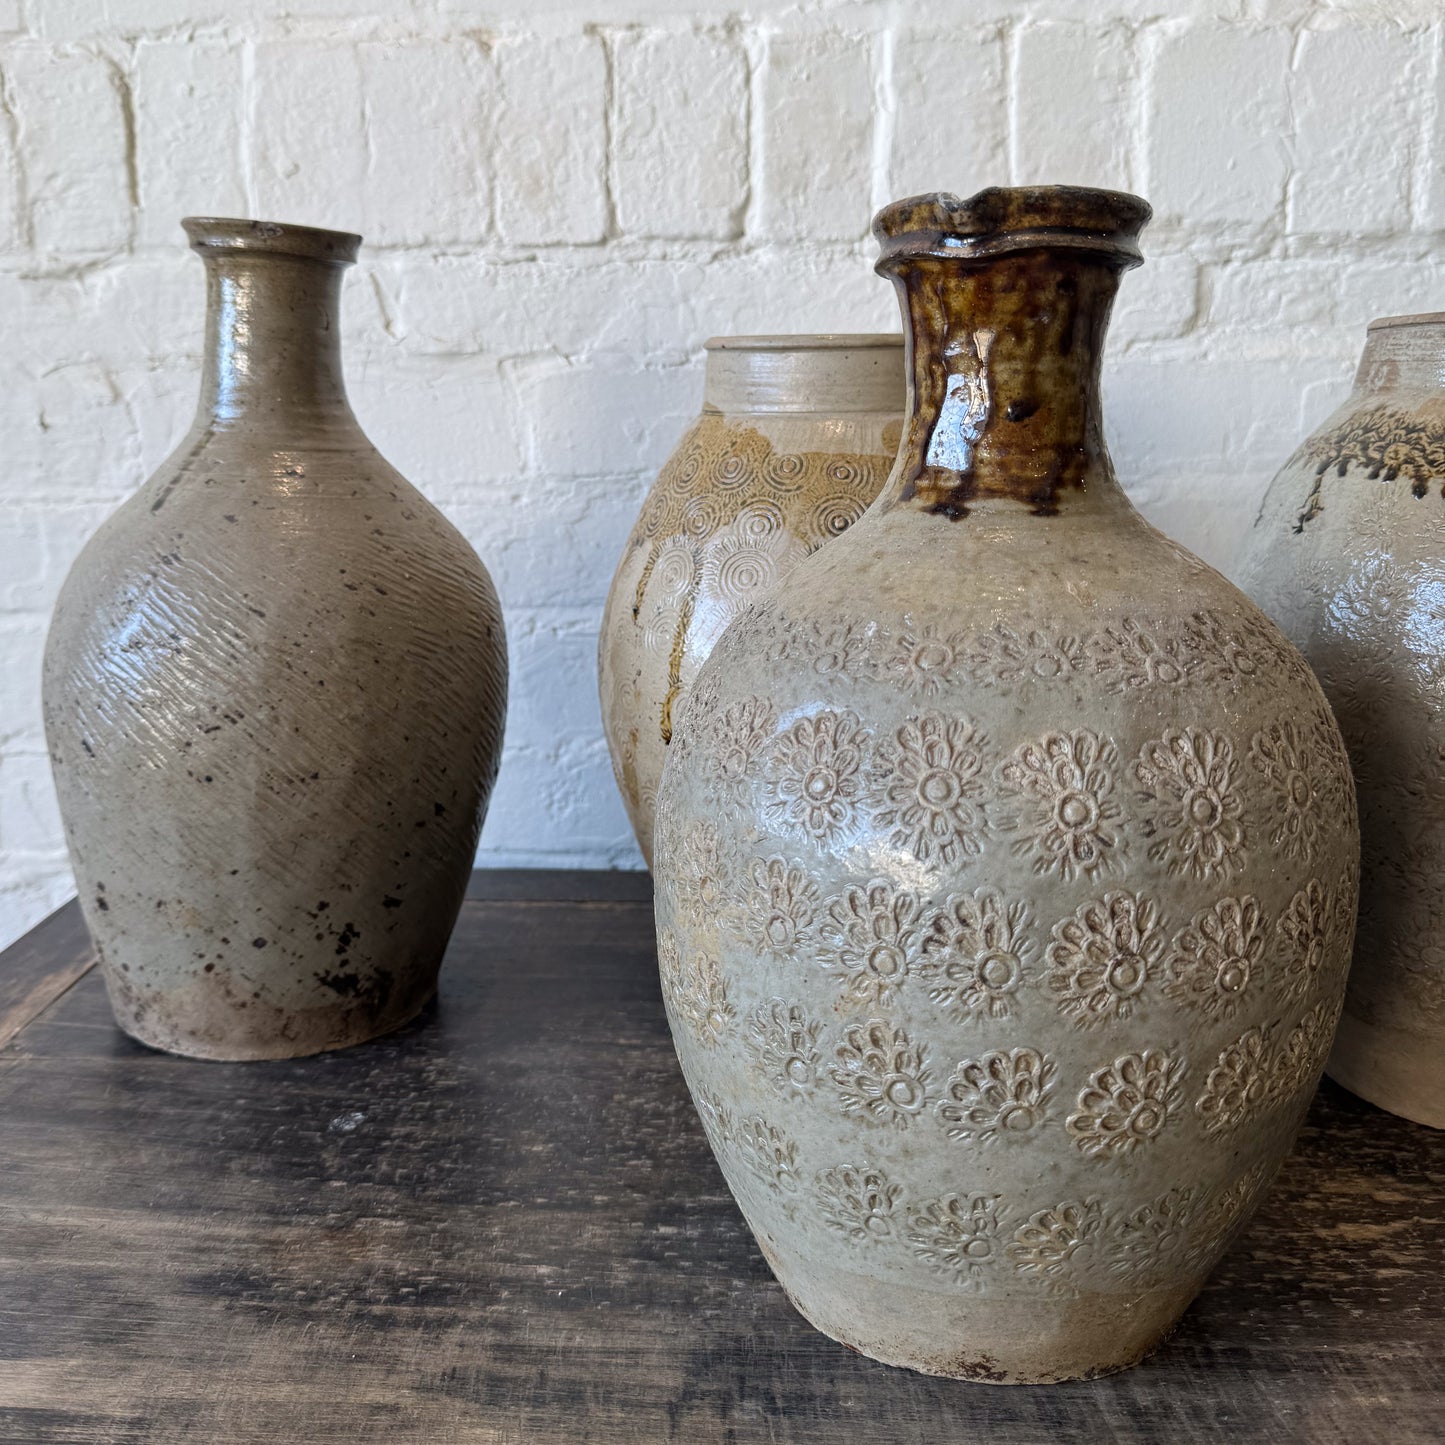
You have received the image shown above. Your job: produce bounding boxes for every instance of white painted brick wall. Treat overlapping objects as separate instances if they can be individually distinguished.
[2,2,1444,948]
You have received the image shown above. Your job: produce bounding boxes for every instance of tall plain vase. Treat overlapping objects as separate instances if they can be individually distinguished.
[652,188,1359,1381]
[42,218,508,1061]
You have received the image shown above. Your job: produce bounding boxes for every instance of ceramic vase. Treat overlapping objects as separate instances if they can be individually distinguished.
[652,188,1360,1382]
[1239,313,1445,1128]
[599,334,903,867]
[42,218,508,1061]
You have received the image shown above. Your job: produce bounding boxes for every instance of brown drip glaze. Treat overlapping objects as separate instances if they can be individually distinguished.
[873,187,1150,518]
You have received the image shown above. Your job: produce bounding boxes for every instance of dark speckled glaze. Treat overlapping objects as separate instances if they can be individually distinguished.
[652,189,1359,1382]
[42,219,508,1061]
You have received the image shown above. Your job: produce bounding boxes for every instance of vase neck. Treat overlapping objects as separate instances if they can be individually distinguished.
[184,218,361,434]
[702,335,904,415]
[1353,314,1445,397]
[871,187,1148,519]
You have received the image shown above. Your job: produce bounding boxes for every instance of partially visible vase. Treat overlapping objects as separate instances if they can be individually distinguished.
[42,218,508,1061]
[652,188,1360,1382]
[599,335,903,867]
[1239,312,1445,1128]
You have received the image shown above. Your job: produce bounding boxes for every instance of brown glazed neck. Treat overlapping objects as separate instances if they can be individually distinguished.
[184,218,362,432]
[873,187,1150,518]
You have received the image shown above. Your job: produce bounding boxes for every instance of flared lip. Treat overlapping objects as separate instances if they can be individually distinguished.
[182,217,362,265]
[874,186,1150,272]
[705,334,903,352]
[1368,311,1445,331]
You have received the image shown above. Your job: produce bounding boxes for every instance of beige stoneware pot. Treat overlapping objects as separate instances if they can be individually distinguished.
[42,218,507,1061]
[653,188,1360,1382]
[1240,313,1445,1129]
[599,335,903,866]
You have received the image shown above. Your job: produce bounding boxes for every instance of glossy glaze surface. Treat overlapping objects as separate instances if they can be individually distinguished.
[654,188,1360,1382]
[42,219,508,1060]
[1240,314,1445,1128]
[599,335,903,866]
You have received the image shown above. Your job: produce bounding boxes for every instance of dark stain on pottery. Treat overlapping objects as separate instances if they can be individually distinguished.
[1305,403,1445,496]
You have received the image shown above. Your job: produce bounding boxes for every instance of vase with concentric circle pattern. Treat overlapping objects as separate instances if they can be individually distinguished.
[653,188,1359,1382]
[599,335,903,866]
[42,218,508,1061]
[1239,312,1445,1129]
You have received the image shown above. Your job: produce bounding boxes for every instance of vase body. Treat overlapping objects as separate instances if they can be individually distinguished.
[653,189,1359,1382]
[42,219,508,1061]
[599,335,903,867]
[1239,314,1445,1128]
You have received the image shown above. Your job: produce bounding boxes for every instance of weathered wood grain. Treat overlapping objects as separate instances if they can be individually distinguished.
[0,900,95,1049]
[0,877,1440,1443]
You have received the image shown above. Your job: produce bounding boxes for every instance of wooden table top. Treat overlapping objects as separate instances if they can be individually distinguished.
[0,871,1440,1444]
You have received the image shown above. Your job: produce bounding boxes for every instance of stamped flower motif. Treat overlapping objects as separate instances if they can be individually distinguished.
[740,857,819,964]
[1195,1026,1272,1134]
[704,696,776,813]
[818,879,929,1005]
[1183,610,1272,685]
[766,709,871,845]
[660,932,735,1049]
[967,624,1086,687]
[670,820,732,933]
[1089,617,1202,691]
[746,1000,823,1098]
[1250,720,1330,863]
[936,1048,1056,1143]
[919,890,1033,1020]
[770,619,871,677]
[1135,728,1245,881]
[1275,880,1330,1003]
[815,1164,904,1242]
[1327,553,1400,634]
[881,623,966,695]
[1272,1001,1337,1102]
[734,1115,802,1197]
[1109,1187,1199,1285]
[1047,892,1163,1027]
[1066,1049,1183,1158]
[998,730,1122,880]
[1007,1198,1106,1295]
[867,713,991,864]
[906,1194,1003,1287]
[830,1020,931,1128]
[691,1085,734,1157]
[1193,1162,1273,1262]
[1164,896,1265,1023]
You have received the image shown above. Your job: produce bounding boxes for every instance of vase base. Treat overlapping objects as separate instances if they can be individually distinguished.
[105,971,438,1063]
[1326,1010,1445,1130]
[772,1263,1194,1384]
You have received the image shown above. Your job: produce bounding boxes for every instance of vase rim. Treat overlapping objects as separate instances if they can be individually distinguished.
[705,334,903,352]
[1367,311,1445,331]
[182,217,362,265]
[873,186,1150,272]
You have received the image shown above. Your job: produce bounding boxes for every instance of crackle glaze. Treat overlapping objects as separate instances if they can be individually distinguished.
[42,219,507,1061]
[653,188,1359,1383]
[599,335,903,866]
[1240,314,1445,1129]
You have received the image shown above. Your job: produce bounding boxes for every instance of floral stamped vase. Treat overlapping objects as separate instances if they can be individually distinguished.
[42,219,508,1061]
[599,335,903,867]
[652,189,1359,1382]
[1240,313,1445,1128]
